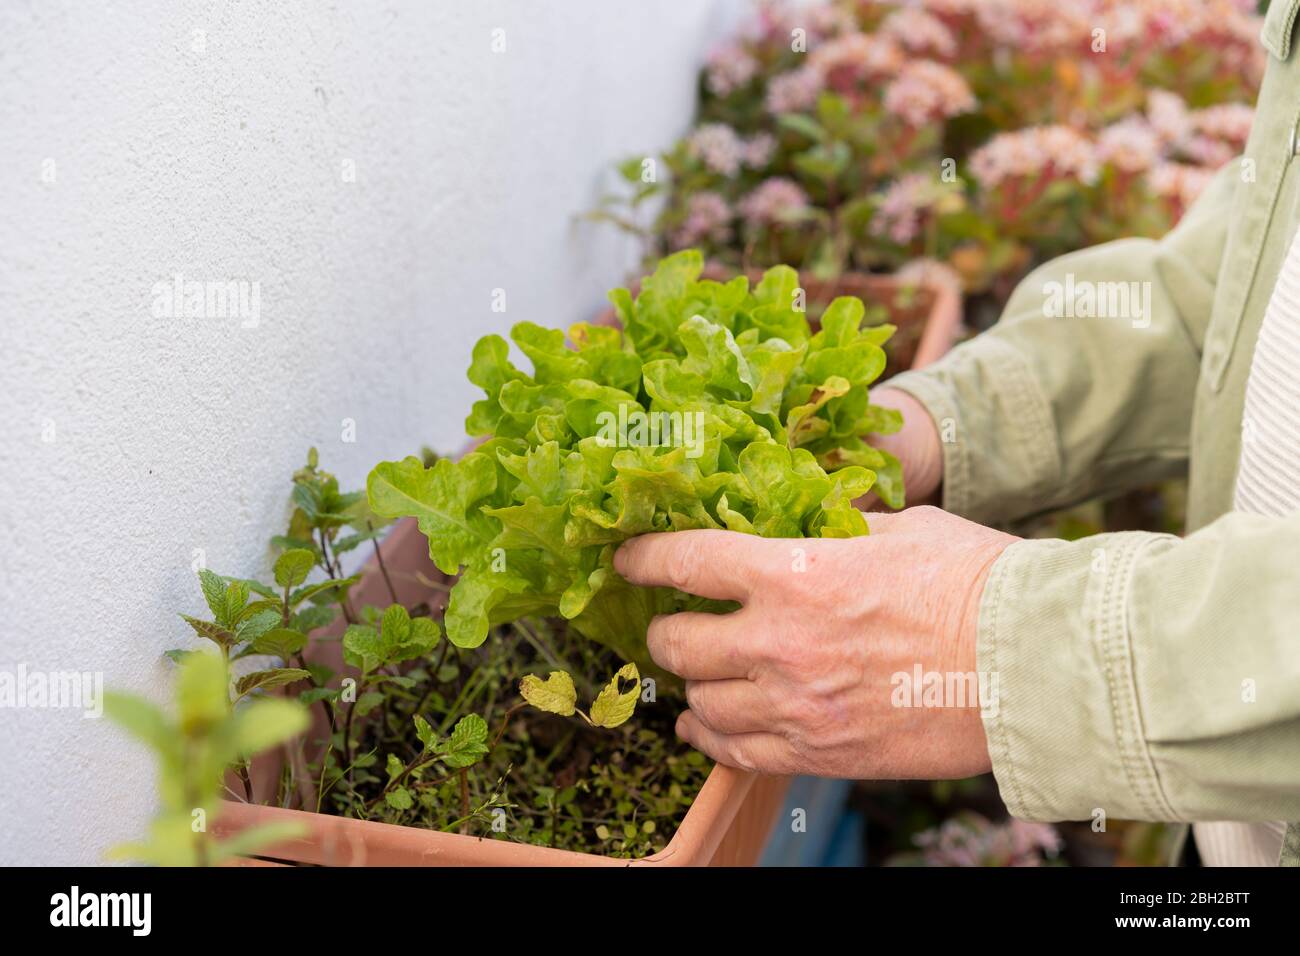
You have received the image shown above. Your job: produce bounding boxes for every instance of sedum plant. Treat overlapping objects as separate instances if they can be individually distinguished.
[602,0,1262,297]
[367,249,902,674]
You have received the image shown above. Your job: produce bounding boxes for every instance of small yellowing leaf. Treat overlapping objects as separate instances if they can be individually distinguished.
[519,670,577,717]
[588,663,639,729]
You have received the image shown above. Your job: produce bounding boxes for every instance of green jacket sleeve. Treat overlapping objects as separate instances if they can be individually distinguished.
[981,512,1300,823]
[887,163,1236,526]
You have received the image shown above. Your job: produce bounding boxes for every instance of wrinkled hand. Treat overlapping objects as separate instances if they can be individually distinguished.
[860,386,944,509]
[614,506,1018,780]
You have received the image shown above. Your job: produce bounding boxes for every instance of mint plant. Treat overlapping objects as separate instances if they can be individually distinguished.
[114,443,672,860]
[367,250,903,674]
[104,651,307,865]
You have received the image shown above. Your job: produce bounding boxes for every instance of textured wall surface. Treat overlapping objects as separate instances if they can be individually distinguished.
[0,0,721,864]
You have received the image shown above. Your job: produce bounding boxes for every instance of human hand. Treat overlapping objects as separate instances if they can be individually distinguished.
[613,506,1018,780]
[863,386,943,509]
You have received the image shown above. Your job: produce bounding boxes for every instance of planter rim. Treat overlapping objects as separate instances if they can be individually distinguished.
[217,762,765,867]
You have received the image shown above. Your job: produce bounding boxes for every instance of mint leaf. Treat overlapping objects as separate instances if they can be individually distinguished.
[441,714,489,769]
[235,668,311,698]
[197,569,229,622]
[385,787,414,810]
[180,615,238,650]
[386,753,405,784]
[273,548,315,589]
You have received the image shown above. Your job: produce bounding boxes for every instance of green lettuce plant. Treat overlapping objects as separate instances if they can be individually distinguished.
[367,249,903,673]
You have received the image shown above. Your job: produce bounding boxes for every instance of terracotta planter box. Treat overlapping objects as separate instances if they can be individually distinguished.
[215,516,791,866]
[216,272,962,866]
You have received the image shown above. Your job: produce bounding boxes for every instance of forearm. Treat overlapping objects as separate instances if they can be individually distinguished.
[980,510,1300,823]
[867,386,942,505]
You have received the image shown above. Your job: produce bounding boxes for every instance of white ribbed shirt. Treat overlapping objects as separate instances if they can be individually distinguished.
[1191,227,1300,867]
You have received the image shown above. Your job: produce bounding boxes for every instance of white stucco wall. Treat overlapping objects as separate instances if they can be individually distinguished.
[0,0,725,865]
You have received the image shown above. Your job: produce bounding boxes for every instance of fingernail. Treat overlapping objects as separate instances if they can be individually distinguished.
[675,712,690,741]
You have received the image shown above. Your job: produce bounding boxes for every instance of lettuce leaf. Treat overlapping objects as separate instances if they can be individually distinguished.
[368,251,903,674]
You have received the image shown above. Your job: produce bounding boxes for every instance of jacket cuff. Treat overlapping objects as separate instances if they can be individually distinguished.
[887,336,1061,526]
[977,533,1181,823]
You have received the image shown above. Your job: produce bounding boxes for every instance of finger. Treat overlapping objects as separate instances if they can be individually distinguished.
[646,611,755,680]
[614,529,766,601]
[676,710,794,775]
[685,679,772,735]
[863,509,898,533]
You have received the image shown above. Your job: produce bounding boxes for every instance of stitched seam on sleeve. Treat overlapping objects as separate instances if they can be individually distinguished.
[981,544,1029,816]
[1122,537,1181,820]
[1099,536,1180,821]
[948,384,971,517]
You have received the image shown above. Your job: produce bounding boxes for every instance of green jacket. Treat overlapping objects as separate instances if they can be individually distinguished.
[888,0,1300,866]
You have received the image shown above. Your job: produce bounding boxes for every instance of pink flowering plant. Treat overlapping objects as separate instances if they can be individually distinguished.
[965,90,1253,270]
[888,811,1063,867]
[595,0,1262,298]
[591,2,979,279]
[931,0,1263,134]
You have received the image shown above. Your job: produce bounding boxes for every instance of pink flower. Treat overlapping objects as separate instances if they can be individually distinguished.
[738,177,810,228]
[973,0,1093,55]
[687,123,745,177]
[765,65,824,115]
[873,176,966,246]
[913,812,1061,867]
[1007,819,1064,861]
[810,32,904,89]
[870,174,936,245]
[880,8,958,59]
[1181,135,1235,168]
[1190,103,1254,148]
[804,4,857,39]
[969,125,1099,190]
[883,60,975,127]
[1146,90,1191,147]
[743,132,777,169]
[1097,117,1161,173]
[1095,0,1266,83]
[672,191,732,249]
[918,0,985,16]
[1147,161,1216,207]
[748,3,855,47]
[705,43,758,97]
